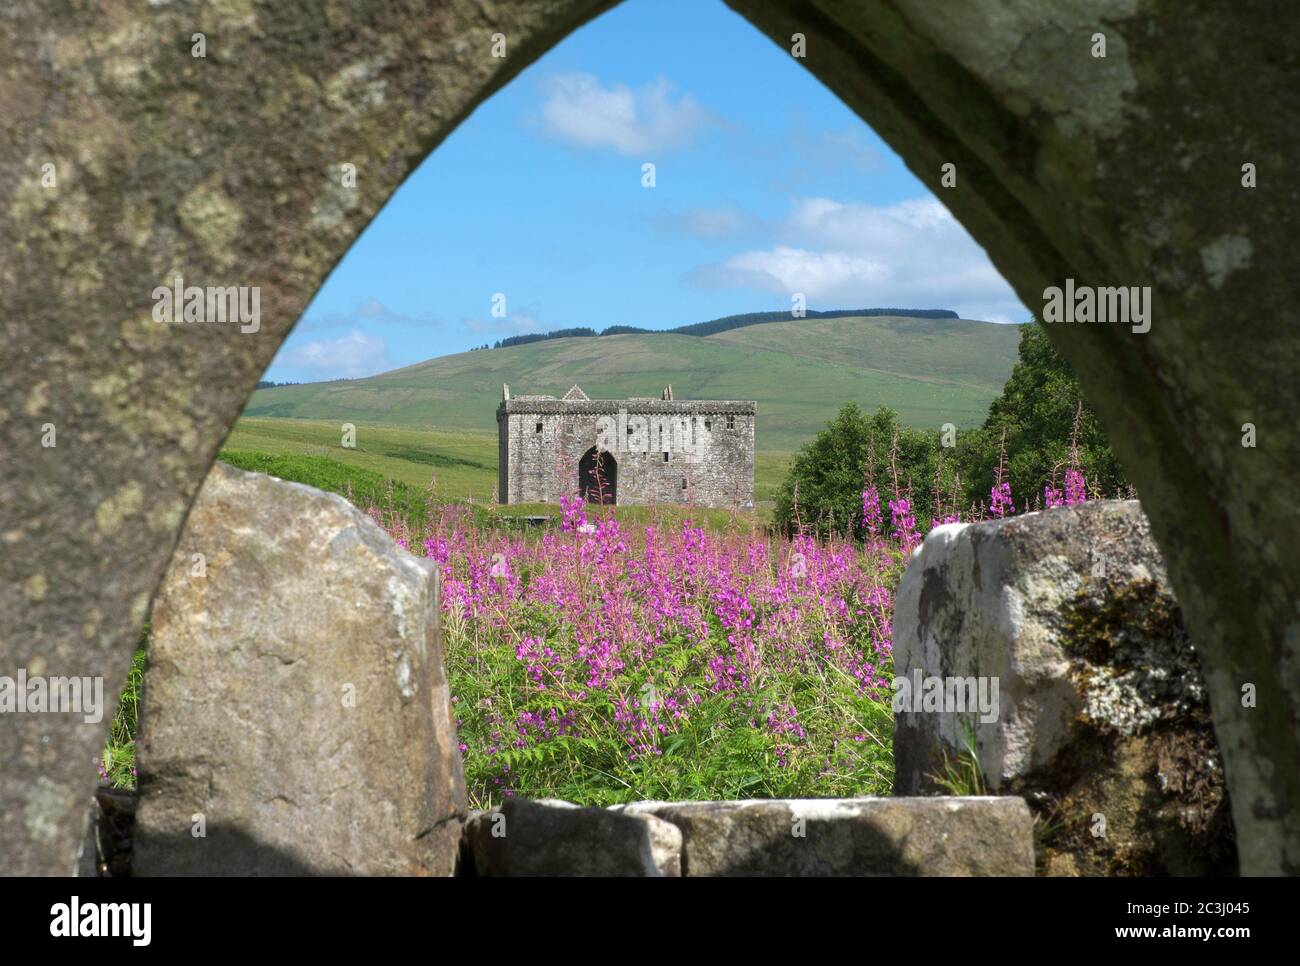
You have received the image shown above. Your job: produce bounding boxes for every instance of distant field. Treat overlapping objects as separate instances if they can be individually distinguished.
[244,315,1019,452]
[223,417,794,521]
[223,418,501,501]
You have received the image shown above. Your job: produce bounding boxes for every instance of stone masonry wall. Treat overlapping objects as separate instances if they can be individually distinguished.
[498,390,756,510]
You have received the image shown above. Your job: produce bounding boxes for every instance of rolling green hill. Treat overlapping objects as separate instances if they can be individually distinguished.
[245,315,1021,452]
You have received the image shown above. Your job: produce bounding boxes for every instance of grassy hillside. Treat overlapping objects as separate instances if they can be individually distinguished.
[223,418,499,500]
[245,315,1020,452]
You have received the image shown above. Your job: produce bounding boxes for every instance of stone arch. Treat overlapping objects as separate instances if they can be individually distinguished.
[578,447,617,505]
[1,1,1296,874]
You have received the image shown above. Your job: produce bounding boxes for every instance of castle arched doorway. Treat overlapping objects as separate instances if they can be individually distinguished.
[578,447,617,505]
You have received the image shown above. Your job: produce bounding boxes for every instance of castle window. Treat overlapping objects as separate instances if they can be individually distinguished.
[681,478,687,490]
[663,452,669,462]
[704,419,711,431]
[535,422,543,434]
[726,414,735,430]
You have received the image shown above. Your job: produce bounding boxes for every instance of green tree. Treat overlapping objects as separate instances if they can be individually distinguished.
[774,404,938,538]
[774,322,1129,538]
[954,323,1129,508]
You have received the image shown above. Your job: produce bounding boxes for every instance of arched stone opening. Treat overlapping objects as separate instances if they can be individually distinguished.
[578,447,617,505]
[1,1,1295,874]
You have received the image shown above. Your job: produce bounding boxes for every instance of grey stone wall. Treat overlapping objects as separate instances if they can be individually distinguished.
[497,388,755,509]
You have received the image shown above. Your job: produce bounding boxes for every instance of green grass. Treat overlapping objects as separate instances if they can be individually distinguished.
[223,418,500,501]
[447,609,897,808]
[756,450,793,505]
[219,449,441,530]
[928,718,988,797]
[100,635,147,788]
[223,417,795,523]
[244,315,1018,451]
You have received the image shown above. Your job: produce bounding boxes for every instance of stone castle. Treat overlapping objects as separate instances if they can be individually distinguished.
[497,384,756,508]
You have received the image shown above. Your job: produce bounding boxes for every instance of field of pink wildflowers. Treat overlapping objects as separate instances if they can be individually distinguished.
[376,496,901,807]
[371,465,1090,808]
[92,441,1097,798]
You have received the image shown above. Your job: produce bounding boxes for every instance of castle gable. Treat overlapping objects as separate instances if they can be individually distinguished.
[562,384,589,401]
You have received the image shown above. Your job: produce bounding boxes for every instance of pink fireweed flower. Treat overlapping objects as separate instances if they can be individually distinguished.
[861,486,883,542]
[559,494,589,532]
[989,481,1014,519]
[423,535,451,564]
[579,516,627,565]
[1064,468,1088,506]
[766,703,807,740]
[889,497,919,553]
[514,635,559,690]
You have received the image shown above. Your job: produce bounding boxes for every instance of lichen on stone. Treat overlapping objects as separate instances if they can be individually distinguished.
[1035,575,1234,874]
[1060,577,1205,734]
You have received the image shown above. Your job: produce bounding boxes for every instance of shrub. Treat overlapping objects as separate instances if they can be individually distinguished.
[955,323,1129,504]
[774,322,1131,537]
[773,404,938,537]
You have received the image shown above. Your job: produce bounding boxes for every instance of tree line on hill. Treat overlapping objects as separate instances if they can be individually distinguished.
[670,307,957,337]
[773,322,1130,537]
[491,308,959,349]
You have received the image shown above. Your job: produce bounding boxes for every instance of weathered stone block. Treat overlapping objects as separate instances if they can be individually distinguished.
[463,798,682,876]
[133,463,465,875]
[893,501,1234,874]
[616,797,1034,876]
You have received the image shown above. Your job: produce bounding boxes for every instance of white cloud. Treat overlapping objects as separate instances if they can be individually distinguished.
[277,329,390,379]
[714,246,890,293]
[690,196,1027,321]
[537,73,713,155]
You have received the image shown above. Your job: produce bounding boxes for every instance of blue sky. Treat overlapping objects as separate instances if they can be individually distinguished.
[264,0,1029,383]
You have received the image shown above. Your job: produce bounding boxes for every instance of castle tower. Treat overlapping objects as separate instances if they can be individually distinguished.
[496,385,756,509]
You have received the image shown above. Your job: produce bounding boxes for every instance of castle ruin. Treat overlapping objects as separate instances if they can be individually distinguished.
[497,384,756,509]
